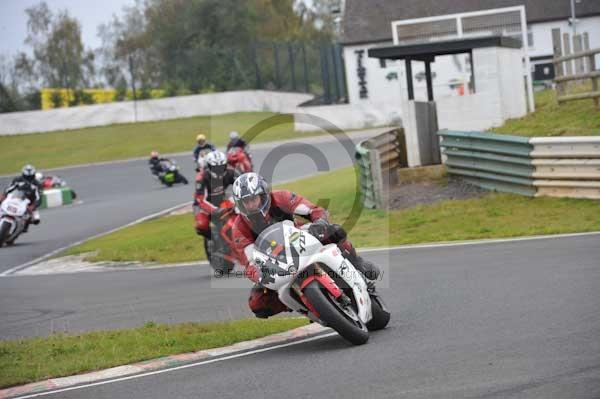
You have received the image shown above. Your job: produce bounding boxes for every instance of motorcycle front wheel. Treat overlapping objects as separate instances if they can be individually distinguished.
[303,280,369,345]
[366,295,391,331]
[0,220,12,247]
[204,238,234,274]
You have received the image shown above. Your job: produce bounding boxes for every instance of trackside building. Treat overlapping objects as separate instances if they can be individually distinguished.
[340,0,600,127]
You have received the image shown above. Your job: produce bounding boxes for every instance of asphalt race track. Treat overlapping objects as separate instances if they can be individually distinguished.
[1,128,600,398]
[0,129,379,273]
[5,233,599,399]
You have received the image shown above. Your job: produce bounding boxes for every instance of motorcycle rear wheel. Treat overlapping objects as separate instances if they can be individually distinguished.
[303,280,369,345]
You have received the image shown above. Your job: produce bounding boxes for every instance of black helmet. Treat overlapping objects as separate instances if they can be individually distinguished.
[232,173,272,230]
[21,164,36,182]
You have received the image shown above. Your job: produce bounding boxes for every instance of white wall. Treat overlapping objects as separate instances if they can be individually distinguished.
[343,43,404,109]
[0,90,313,136]
[295,46,527,133]
[294,101,402,132]
[497,48,528,120]
[437,46,527,131]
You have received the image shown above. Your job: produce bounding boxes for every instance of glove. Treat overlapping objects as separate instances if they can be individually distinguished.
[308,219,334,241]
[212,207,232,221]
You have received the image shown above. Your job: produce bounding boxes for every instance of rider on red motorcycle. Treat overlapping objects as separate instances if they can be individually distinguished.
[194,151,236,238]
[226,131,248,152]
[227,131,253,173]
[231,172,380,319]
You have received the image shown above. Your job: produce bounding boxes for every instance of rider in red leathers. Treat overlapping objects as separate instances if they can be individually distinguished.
[194,151,236,238]
[231,172,379,319]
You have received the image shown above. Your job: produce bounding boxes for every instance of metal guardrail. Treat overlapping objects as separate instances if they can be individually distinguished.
[530,137,600,158]
[439,130,600,199]
[355,128,406,208]
[438,130,536,196]
[530,137,600,199]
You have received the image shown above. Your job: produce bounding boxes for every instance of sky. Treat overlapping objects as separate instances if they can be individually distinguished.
[0,0,136,56]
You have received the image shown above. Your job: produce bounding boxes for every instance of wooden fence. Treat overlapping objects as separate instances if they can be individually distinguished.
[551,28,600,106]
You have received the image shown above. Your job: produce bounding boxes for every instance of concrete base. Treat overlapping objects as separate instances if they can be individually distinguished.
[402,100,441,167]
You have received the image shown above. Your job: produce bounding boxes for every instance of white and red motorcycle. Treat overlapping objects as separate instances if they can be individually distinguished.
[0,190,31,247]
[252,220,390,345]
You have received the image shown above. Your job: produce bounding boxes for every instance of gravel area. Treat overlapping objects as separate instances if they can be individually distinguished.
[388,177,489,210]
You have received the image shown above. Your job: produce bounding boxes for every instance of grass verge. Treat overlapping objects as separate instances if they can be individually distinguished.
[0,112,333,175]
[491,88,600,137]
[64,167,600,264]
[0,318,308,389]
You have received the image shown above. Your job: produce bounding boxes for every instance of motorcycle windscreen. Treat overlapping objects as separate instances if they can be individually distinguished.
[7,190,26,201]
[255,222,289,265]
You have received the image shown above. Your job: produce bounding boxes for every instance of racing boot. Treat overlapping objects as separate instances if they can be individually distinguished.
[338,239,380,281]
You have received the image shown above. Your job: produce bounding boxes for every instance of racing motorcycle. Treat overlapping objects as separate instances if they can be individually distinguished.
[38,174,77,199]
[0,190,31,247]
[226,147,253,177]
[204,199,239,274]
[155,160,189,187]
[252,220,390,345]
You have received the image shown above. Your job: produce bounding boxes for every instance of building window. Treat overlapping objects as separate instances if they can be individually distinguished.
[507,29,534,47]
[379,59,387,68]
[528,30,534,47]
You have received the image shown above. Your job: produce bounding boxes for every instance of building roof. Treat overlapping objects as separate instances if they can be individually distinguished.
[368,36,521,61]
[342,0,600,45]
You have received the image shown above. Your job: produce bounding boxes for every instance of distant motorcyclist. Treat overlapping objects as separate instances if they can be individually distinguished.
[226,131,253,172]
[148,151,188,186]
[193,151,236,238]
[35,171,77,199]
[1,165,42,231]
[226,131,248,152]
[148,151,167,176]
[193,134,216,167]
[231,172,380,319]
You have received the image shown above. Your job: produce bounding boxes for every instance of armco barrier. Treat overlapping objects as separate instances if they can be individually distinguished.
[530,137,600,199]
[439,131,600,199]
[530,137,600,158]
[355,128,406,208]
[40,187,73,209]
[438,130,536,196]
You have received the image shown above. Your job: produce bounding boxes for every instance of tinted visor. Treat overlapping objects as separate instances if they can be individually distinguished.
[210,164,227,176]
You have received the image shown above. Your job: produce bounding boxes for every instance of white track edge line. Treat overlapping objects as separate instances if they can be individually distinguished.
[358,231,600,253]
[9,332,338,399]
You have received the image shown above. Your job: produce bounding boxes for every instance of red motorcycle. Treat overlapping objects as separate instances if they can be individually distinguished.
[204,199,241,274]
[226,147,253,177]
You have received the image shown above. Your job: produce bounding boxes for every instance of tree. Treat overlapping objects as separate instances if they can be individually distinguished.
[23,2,95,98]
[98,1,158,100]
[98,0,335,94]
[0,54,41,112]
